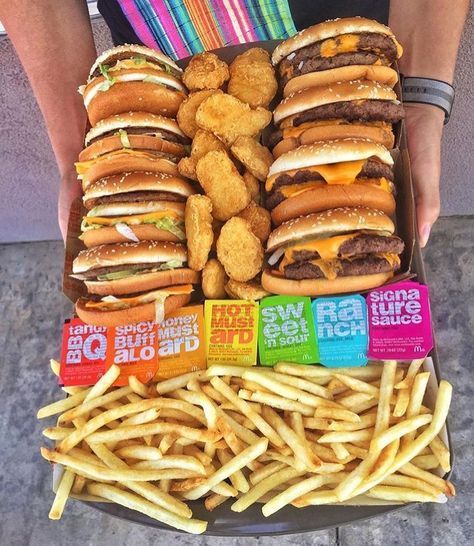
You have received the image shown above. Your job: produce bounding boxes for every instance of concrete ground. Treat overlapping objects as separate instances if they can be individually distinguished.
[0,216,472,546]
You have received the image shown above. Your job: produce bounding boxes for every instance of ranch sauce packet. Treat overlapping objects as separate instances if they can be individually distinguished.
[205,300,259,366]
[259,295,319,366]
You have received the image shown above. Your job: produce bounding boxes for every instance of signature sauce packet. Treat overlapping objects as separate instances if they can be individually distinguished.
[367,281,434,359]
[258,295,318,366]
[205,300,258,366]
[60,317,158,386]
[312,295,368,367]
[154,305,206,380]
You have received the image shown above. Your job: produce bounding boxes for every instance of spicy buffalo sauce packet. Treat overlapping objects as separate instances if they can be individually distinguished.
[205,300,259,366]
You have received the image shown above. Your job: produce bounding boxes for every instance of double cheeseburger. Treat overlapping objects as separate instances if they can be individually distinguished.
[262,207,404,296]
[272,17,402,96]
[266,138,396,225]
[72,241,200,326]
[270,80,404,156]
[77,112,189,190]
[80,44,187,125]
[81,171,195,247]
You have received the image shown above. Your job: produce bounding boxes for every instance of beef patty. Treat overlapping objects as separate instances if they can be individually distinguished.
[279,33,398,85]
[85,191,186,209]
[88,127,188,146]
[284,253,400,280]
[72,262,170,281]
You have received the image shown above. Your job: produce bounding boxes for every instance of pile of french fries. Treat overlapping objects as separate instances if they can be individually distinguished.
[38,358,454,534]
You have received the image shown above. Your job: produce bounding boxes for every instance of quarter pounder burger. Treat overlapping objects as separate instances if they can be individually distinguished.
[270,80,404,156]
[266,138,396,225]
[272,17,402,96]
[262,207,404,296]
[80,45,187,125]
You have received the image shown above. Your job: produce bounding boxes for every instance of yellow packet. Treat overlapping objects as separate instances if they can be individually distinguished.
[204,300,259,366]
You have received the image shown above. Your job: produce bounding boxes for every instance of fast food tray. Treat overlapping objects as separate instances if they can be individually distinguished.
[70,42,452,535]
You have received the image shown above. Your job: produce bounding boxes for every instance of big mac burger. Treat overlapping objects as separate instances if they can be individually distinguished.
[272,17,402,96]
[76,112,189,190]
[266,139,396,225]
[80,44,187,125]
[262,207,404,296]
[80,171,195,247]
[269,80,404,156]
[72,241,199,326]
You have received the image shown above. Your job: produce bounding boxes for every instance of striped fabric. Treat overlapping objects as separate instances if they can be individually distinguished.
[116,0,297,59]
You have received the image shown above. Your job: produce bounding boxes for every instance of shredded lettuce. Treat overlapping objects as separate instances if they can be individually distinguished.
[98,63,116,91]
[116,129,131,148]
[97,261,184,281]
[150,217,185,240]
[132,56,147,65]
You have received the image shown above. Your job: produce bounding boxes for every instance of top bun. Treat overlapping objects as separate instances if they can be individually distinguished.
[73,241,187,274]
[268,138,393,178]
[85,112,186,146]
[88,44,182,81]
[272,17,403,65]
[266,207,395,252]
[274,80,398,124]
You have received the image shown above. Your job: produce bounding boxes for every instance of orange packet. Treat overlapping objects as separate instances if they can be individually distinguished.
[204,300,259,366]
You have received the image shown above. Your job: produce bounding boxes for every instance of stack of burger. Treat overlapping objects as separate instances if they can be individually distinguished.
[262,17,406,296]
[71,45,200,326]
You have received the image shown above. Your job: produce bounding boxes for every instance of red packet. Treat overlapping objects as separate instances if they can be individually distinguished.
[367,281,434,360]
[60,318,107,386]
[105,321,159,385]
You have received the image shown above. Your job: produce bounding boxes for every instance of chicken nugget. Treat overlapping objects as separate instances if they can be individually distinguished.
[196,93,271,146]
[196,150,250,221]
[243,170,261,203]
[183,52,229,91]
[178,130,226,180]
[211,218,224,251]
[228,51,277,109]
[185,194,214,271]
[217,217,263,282]
[231,136,273,181]
[225,278,270,301]
[177,89,221,138]
[202,259,228,299]
[237,201,271,243]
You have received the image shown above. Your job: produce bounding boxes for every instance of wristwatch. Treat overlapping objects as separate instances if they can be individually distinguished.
[401,76,455,124]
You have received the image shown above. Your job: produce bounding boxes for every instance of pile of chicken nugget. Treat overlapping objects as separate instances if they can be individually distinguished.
[176,49,278,301]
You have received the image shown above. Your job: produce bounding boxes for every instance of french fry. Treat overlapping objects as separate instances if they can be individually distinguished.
[402,372,430,449]
[400,462,455,496]
[84,365,121,403]
[155,371,206,395]
[114,445,163,461]
[171,389,218,430]
[48,469,75,520]
[87,483,207,534]
[240,389,314,416]
[331,443,350,460]
[369,439,400,482]
[217,449,249,493]
[327,413,377,431]
[185,438,268,500]
[249,461,287,485]
[374,360,397,435]
[367,485,444,503]
[318,429,374,444]
[274,363,384,380]
[370,414,433,452]
[393,388,410,417]
[42,426,73,440]
[333,374,380,397]
[395,359,425,389]
[211,377,284,448]
[429,435,451,473]
[37,388,92,419]
[71,474,87,495]
[266,371,333,399]
[205,493,228,511]
[132,456,205,474]
[381,473,443,497]
[231,466,303,513]
[129,375,149,398]
[58,386,133,422]
[314,407,360,423]
[292,490,340,507]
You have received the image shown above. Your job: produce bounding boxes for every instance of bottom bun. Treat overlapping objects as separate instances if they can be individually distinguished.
[75,292,191,327]
[82,224,183,248]
[270,185,396,225]
[261,269,394,296]
[272,124,395,158]
[85,268,200,296]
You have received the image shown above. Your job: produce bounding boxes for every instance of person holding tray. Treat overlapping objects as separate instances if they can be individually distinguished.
[0,0,467,245]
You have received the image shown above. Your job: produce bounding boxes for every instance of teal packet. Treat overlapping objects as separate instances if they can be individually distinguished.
[258,295,319,366]
[312,295,368,367]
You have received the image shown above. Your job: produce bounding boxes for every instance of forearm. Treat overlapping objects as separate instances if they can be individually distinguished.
[0,0,96,176]
[389,0,469,82]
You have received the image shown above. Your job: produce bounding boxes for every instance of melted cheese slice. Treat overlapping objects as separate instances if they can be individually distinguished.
[85,284,193,312]
[320,34,360,58]
[83,210,182,227]
[279,177,392,199]
[284,234,360,264]
[266,159,366,192]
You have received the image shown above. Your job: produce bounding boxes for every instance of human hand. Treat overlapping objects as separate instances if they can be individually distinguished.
[404,103,445,247]
[58,169,82,243]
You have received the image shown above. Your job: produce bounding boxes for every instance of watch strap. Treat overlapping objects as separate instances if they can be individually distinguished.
[402,76,455,124]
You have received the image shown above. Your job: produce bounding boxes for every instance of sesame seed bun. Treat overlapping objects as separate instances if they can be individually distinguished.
[274,80,398,125]
[272,17,403,65]
[283,65,399,97]
[266,207,395,253]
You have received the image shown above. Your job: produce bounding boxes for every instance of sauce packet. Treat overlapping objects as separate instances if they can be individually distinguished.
[259,295,319,366]
[205,300,259,366]
[312,295,368,367]
[367,281,434,360]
